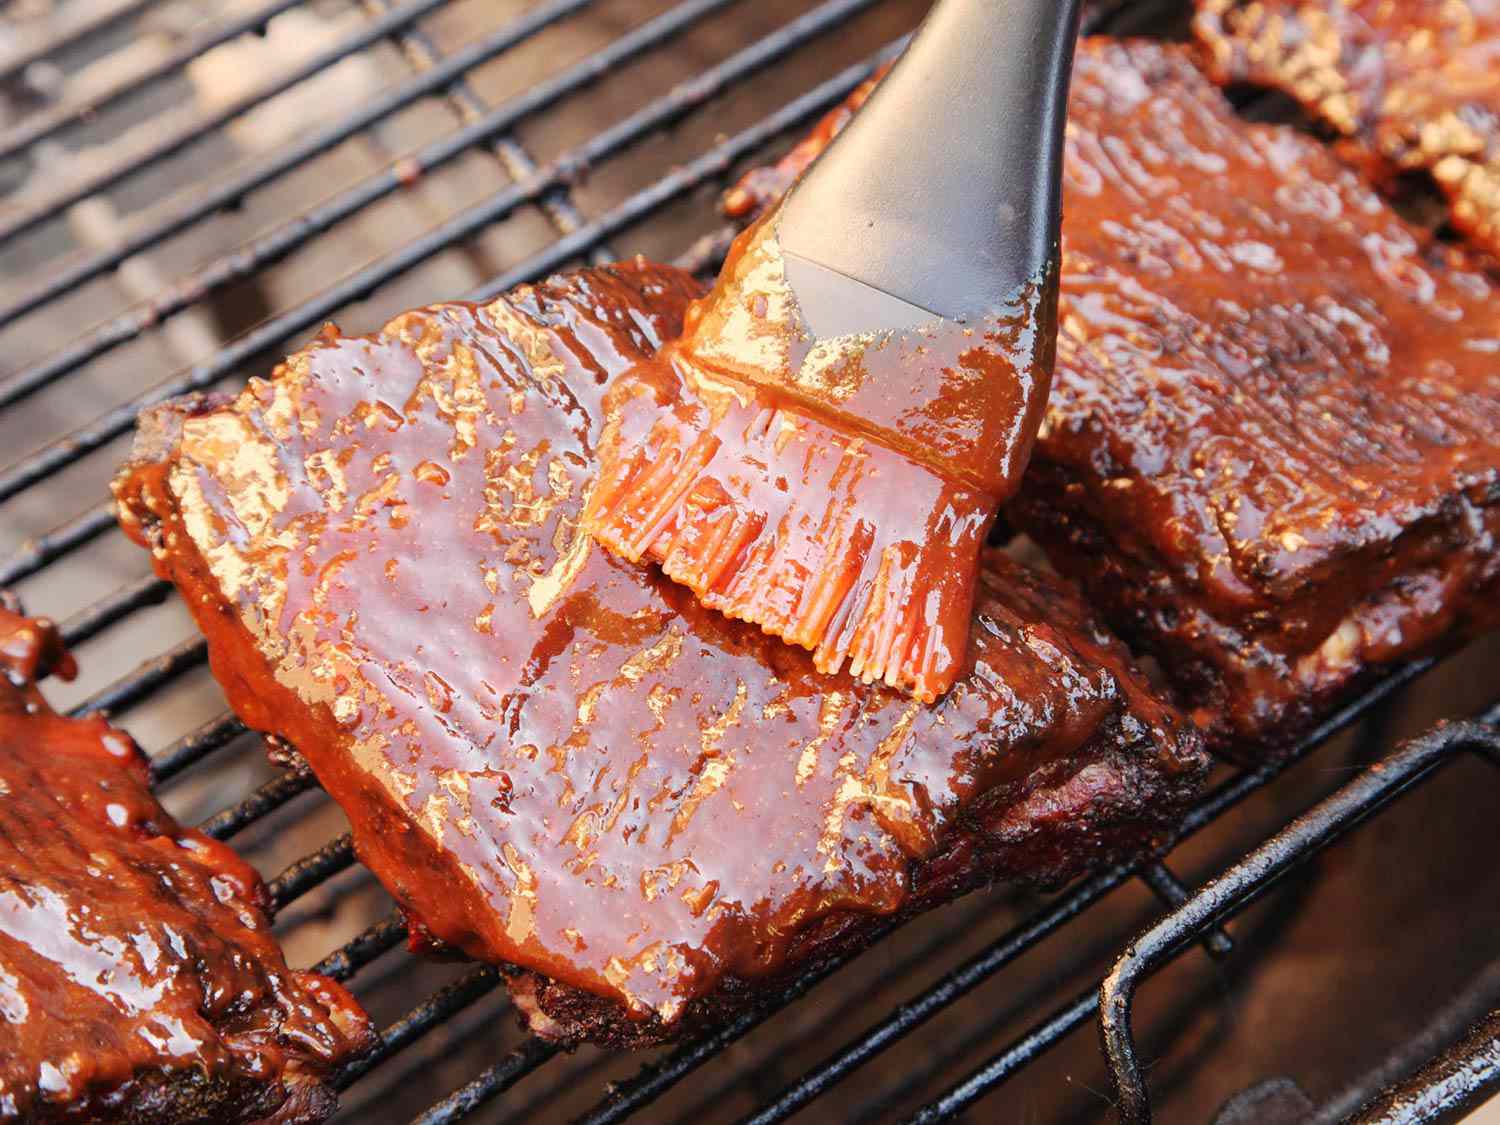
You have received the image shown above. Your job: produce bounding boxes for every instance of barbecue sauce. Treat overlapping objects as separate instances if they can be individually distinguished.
[114,262,1202,1032]
[586,208,1058,702]
[0,605,371,1121]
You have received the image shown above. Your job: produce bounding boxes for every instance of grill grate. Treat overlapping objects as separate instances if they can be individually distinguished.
[2,1,1499,1121]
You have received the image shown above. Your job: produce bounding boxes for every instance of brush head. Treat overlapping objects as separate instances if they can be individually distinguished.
[586,212,1057,700]
[588,0,1080,699]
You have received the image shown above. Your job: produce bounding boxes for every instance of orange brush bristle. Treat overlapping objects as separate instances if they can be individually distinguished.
[586,212,1055,702]
[589,378,993,701]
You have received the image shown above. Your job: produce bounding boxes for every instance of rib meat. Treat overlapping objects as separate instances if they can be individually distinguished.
[114,261,1206,1045]
[725,39,1500,755]
[1194,0,1500,257]
[0,601,372,1122]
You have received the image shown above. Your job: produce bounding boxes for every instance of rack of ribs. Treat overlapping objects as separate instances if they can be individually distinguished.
[726,38,1500,757]
[1194,0,1500,259]
[0,601,372,1121]
[114,261,1207,1046]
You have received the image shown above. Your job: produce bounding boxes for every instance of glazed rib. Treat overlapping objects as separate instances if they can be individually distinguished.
[0,602,371,1122]
[726,39,1500,755]
[1194,0,1500,258]
[114,260,1206,1045]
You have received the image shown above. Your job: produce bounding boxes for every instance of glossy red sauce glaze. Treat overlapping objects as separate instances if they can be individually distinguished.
[726,39,1500,754]
[0,605,371,1122]
[587,212,1055,702]
[114,260,1204,1040]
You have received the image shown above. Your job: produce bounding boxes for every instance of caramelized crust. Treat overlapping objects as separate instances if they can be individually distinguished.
[0,605,371,1122]
[114,260,1205,1044]
[725,39,1500,754]
[1194,0,1500,257]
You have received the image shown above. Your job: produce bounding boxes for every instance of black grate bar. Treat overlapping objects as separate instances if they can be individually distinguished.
[0,0,328,168]
[1098,714,1500,1125]
[409,1036,563,1124]
[266,832,356,912]
[310,913,408,982]
[0,0,458,250]
[0,0,743,503]
[896,688,1488,1124]
[0,0,725,412]
[0,500,113,587]
[580,658,1438,1124]
[901,987,1099,1125]
[58,573,170,648]
[65,634,207,717]
[366,2,612,263]
[336,966,506,1093]
[150,711,247,784]
[198,766,318,840]
[1139,863,1233,959]
[1349,1008,1500,1123]
[0,0,594,338]
[576,917,912,1125]
[668,895,1007,1125]
[0,0,160,85]
[0,0,877,507]
[470,31,905,303]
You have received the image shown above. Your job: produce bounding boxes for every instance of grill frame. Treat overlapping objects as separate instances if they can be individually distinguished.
[2,1,1498,1121]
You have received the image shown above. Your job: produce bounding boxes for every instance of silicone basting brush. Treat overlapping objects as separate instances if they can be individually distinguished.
[587,0,1082,701]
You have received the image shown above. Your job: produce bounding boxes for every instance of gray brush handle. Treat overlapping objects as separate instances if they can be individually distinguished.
[778,0,1083,328]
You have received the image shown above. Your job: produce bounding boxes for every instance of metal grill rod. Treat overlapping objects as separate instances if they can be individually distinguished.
[892,691,1492,1124]
[198,765,317,840]
[572,658,1437,1124]
[265,832,356,912]
[65,634,206,717]
[410,1039,564,1125]
[1096,713,1500,1125]
[0,0,160,85]
[59,572,169,647]
[365,0,611,264]
[336,966,506,1092]
[0,500,113,587]
[1350,1008,1500,1123]
[662,892,1015,1125]
[0,0,730,411]
[0,0,467,249]
[311,914,408,982]
[0,0,752,503]
[0,0,309,166]
[0,0,593,338]
[468,35,906,304]
[150,711,246,783]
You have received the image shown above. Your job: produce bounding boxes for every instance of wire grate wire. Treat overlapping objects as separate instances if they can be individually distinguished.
[0,0,160,86]
[0,0,595,338]
[3,1,1499,1122]
[0,0,314,164]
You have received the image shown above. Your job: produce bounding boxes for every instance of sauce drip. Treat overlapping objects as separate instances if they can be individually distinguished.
[0,604,371,1121]
[587,208,1057,702]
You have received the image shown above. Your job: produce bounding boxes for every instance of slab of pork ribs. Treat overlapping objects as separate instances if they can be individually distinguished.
[114,260,1207,1047]
[0,601,371,1121]
[726,38,1500,757]
[1194,0,1500,259]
